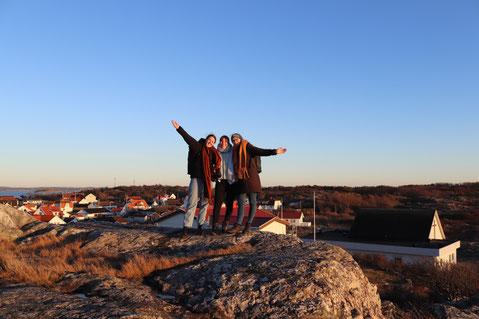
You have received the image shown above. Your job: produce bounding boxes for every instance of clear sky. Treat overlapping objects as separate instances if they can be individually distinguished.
[0,0,478,188]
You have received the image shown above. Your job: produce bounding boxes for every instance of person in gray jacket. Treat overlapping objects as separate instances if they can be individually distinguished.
[211,135,237,234]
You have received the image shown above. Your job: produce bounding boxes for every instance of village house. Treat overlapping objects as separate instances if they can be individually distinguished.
[121,196,150,215]
[0,196,18,207]
[154,206,290,235]
[78,193,98,205]
[278,211,311,227]
[96,215,128,224]
[257,198,282,211]
[313,208,460,264]
[55,199,74,216]
[62,192,84,203]
[34,205,63,217]
[18,204,37,214]
[23,199,43,205]
[76,208,111,219]
[32,215,66,225]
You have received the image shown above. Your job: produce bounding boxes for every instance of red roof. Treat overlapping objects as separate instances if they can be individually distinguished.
[33,215,55,222]
[39,205,63,216]
[0,196,16,200]
[279,211,302,219]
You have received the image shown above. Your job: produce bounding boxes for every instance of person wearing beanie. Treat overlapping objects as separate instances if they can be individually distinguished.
[171,120,221,238]
[227,133,287,235]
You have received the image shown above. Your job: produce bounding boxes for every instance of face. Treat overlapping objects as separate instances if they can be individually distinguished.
[232,137,241,146]
[206,136,216,148]
[219,137,229,149]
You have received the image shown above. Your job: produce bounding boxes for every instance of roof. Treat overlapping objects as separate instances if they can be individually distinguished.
[33,215,55,222]
[96,216,128,224]
[350,208,438,242]
[0,196,16,200]
[38,205,63,216]
[79,208,110,214]
[280,211,302,219]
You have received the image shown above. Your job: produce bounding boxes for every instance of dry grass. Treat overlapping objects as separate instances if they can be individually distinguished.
[0,236,252,285]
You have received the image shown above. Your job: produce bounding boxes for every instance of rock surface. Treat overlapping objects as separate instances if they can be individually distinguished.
[0,204,47,241]
[430,295,479,319]
[0,205,385,318]
[152,233,383,318]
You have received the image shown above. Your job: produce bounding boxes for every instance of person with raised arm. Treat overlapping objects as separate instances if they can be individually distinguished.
[172,120,221,238]
[227,133,287,235]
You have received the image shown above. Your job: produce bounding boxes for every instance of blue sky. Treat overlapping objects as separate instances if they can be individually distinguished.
[0,0,478,187]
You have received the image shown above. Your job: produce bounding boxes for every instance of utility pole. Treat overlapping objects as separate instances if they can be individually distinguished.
[313,191,316,242]
[281,198,283,219]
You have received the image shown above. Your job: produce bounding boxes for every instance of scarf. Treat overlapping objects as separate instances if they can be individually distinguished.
[234,139,249,180]
[217,144,237,184]
[202,145,221,204]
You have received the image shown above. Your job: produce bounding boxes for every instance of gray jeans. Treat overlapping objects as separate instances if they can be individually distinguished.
[184,178,209,228]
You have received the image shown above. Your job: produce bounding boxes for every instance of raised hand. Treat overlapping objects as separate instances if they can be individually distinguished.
[171,120,179,129]
[276,147,287,154]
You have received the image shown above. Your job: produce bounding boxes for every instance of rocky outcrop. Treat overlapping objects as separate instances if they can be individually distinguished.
[0,204,47,241]
[152,233,383,318]
[0,206,384,318]
[430,295,479,319]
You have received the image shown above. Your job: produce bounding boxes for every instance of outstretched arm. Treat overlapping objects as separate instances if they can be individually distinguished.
[171,120,201,151]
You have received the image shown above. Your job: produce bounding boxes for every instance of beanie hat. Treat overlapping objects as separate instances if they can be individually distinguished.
[231,133,243,141]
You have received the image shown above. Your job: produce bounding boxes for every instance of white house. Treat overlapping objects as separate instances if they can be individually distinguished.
[56,200,74,217]
[18,204,37,214]
[279,211,311,227]
[76,208,111,219]
[258,198,282,211]
[311,208,460,264]
[78,193,98,205]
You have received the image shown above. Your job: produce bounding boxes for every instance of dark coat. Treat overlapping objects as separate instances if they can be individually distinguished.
[177,126,215,179]
[233,142,277,194]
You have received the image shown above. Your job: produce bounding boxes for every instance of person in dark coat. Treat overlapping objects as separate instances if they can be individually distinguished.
[228,133,287,234]
[172,120,221,238]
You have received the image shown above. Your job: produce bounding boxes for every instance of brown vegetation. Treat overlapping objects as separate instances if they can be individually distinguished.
[354,254,479,317]
[0,235,252,286]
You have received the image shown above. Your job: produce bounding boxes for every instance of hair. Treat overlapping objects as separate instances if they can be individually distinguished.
[220,135,229,143]
[206,134,216,143]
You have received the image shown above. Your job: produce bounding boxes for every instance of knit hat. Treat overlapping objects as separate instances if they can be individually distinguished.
[231,133,242,141]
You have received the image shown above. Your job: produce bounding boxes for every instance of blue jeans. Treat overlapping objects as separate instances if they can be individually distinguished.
[184,178,209,228]
[236,193,257,225]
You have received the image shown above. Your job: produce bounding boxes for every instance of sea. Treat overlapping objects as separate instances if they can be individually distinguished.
[0,190,35,197]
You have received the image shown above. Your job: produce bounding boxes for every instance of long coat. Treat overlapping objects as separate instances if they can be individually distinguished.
[177,126,216,179]
[233,142,277,194]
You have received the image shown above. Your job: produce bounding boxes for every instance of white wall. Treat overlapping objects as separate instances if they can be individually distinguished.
[260,222,287,235]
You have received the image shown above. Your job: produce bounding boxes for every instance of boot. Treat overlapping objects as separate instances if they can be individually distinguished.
[242,223,251,235]
[180,226,188,239]
[211,223,219,236]
[221,222,228,234]
[197,224,205,236]
[227,223,242,234]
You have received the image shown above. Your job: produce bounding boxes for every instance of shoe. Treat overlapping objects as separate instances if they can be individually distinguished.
[227,223,242,234]
[242,223,251,235]
[197,225,205,236]
[221,223,228,234]
[211,223,219,236]
[180,226,188,239]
